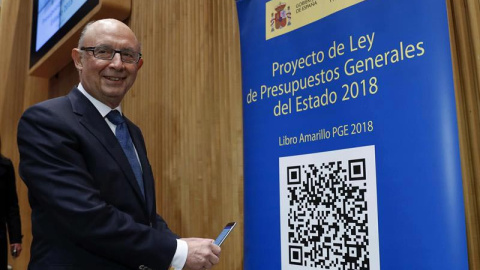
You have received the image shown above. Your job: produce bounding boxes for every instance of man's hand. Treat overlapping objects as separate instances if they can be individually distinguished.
[181,238,221,270]
[10,243,22,257]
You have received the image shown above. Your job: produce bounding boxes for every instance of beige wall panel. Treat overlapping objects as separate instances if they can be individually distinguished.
[49,62,79,99]
[127,1,244,269]
[0,0,243,269]
[0,1,48,269]
[448,0,480,268]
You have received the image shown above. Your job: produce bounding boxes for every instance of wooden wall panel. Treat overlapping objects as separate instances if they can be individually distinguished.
[127,1,244,269]
[1,0,243,269]
[0,1,49,269]
[448,0,480,268]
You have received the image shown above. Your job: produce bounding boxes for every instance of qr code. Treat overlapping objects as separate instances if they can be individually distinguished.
[279,145,380,270]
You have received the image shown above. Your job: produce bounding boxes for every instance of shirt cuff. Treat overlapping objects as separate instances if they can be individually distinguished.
[172,239,188,270]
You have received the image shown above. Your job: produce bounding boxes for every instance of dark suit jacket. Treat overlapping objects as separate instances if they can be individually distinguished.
[18,88,177,270]
[0,155,22,268]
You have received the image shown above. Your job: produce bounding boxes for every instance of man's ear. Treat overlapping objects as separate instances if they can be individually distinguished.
[137,58,144,70]
[72,48,83,71]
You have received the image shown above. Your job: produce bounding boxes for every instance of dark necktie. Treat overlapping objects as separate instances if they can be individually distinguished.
[106,110,145,198]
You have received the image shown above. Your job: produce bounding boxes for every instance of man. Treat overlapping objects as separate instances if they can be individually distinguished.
[18,19,220,270]
[0,136,22,270]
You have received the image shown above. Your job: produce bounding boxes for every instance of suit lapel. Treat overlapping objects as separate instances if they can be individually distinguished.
[67,88,147,208]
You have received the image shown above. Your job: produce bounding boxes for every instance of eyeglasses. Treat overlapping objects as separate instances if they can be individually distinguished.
[80,46,142,63]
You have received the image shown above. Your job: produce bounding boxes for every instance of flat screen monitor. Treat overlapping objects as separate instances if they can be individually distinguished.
[30,0,99,68]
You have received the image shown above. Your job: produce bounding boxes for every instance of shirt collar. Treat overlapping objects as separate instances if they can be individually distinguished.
[77,83,122,117]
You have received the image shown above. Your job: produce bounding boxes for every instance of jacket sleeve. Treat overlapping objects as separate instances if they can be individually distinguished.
[5,159,22,243]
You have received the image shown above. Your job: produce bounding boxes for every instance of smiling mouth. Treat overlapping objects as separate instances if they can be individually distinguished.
[104,76,124,81]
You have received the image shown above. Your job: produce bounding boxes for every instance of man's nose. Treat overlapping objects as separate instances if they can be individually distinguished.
[109,52,124,68]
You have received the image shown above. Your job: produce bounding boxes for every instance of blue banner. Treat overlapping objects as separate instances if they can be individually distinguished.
[236,0,469,269]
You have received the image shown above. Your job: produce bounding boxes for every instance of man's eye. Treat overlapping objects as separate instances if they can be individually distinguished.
[122,51,134,57]
[95,47,111,54]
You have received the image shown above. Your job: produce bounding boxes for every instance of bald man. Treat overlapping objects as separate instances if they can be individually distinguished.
[18,19,220,270]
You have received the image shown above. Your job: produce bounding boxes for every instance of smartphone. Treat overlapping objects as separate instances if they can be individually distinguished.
[214,222,236,246]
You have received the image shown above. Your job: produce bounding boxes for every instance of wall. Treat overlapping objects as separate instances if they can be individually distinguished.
[448,0,480,268]
[125,2,244,269]
[0,1,48,269]
[0,0,243,269]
